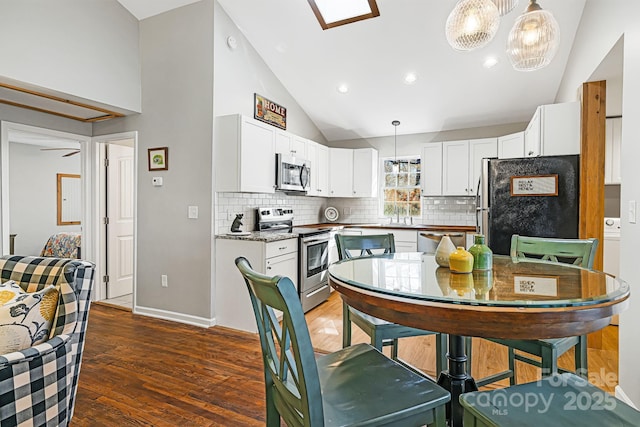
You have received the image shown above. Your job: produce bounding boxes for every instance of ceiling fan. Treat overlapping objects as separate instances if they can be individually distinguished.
[40,147,81,157]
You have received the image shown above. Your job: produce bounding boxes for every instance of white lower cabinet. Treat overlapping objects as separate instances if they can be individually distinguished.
[215,237,298,333]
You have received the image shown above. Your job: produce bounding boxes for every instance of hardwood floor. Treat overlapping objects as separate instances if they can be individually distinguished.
[73,293,618,425]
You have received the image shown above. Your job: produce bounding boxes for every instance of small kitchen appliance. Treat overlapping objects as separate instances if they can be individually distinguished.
[256,207,331,312]
[275,153,310,193]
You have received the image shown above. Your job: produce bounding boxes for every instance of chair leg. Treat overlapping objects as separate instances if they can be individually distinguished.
[575,336,588,378]
[342,302,351,349]
[391,338,399,359]
[435,333,447,376]
[265,382,280,427]
[429,404,447,427]
[508,347,516,385]
[541,346,558,377]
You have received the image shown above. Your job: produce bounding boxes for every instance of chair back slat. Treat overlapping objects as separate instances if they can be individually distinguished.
[335,233,396,260]
[510,235,599,269]
[235,257,324,427]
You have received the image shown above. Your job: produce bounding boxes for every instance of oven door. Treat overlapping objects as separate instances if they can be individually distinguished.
[300,233,329,291]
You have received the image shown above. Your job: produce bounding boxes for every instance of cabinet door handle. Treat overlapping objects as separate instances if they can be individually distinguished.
[528,150,534,155]
[279,246,287,250]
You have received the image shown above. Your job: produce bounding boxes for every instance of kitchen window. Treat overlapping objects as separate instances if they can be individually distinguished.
[381,156,421,217]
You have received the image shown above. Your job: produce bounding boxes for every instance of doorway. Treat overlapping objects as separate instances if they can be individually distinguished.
[0,121,90,257]
[92,133,137,310]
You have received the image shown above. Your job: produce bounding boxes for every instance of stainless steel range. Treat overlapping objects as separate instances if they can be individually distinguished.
[257,207,331,312]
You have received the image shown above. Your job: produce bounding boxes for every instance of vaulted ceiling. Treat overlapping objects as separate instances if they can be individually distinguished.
[125,0,588,141]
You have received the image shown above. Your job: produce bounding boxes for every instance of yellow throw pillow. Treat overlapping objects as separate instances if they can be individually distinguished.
[0,280,59,354]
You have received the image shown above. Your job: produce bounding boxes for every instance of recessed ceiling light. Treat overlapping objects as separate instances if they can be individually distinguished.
[308,0,380,30]
[483,57,499,68]
[337,84,349,94]
[404,73,418,84]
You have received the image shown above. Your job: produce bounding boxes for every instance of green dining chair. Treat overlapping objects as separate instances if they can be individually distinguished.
[479,234,599,387]
[235,257,450,427]
[460,373,640,426]
[335,234,448,376]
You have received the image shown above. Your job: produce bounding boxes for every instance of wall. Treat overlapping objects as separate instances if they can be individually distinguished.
[556,0,640,407]
[9,143,81,255]
[213,2,326,143]
[95,0,215,321]
[0,0,140,114]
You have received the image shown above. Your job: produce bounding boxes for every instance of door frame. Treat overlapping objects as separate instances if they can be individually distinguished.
[0,121,91,256]
[91,132,138,304]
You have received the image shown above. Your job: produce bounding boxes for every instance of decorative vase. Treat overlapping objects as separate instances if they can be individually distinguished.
[435,235,457,267]
[449,246,474,273]
[468,234,493,271]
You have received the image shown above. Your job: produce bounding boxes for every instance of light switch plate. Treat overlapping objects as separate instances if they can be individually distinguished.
[152,177,163,186]
[188,205,198,219]
[629,200,637,224]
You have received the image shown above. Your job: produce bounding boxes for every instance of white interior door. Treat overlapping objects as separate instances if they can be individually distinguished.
[106,143,134,298]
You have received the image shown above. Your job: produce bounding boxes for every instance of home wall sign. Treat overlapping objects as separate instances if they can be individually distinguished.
[513,275,558,297]
[254,93,286,130]
[510,174,558,196]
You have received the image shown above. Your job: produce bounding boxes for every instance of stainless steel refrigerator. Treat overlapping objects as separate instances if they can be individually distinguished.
[477,155,580,256]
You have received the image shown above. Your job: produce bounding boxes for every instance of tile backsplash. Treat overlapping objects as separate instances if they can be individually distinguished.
[215,192,477,233]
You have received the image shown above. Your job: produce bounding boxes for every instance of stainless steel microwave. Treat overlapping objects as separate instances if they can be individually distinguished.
[276,153,310,193]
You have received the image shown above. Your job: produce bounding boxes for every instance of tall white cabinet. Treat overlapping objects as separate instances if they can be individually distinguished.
[215,114,276,193]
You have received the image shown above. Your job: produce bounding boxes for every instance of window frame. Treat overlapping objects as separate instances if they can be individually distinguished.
[378,155,422,219]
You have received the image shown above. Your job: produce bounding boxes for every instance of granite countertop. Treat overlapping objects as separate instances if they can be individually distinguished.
[304,223,477,232]
[216,223,476,242]
[216,231,298,243]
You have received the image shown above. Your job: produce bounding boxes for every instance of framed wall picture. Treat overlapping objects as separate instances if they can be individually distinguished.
[148,147,168,171]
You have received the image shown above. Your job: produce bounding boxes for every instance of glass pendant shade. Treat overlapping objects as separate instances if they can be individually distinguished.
[446,0,500,51]
[506,0,560,71]
[492,0,519,16]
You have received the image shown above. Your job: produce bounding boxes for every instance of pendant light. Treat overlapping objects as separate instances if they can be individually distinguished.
[492,0,519,16]
[392,120,400,173]
[446,0,500,51]
[506,0,560,71]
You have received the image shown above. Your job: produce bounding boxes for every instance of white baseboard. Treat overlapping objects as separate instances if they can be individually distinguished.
[615,385,638,409]
[134,305,215,328]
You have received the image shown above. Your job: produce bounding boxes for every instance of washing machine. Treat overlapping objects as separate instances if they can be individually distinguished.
[603,217,621,278]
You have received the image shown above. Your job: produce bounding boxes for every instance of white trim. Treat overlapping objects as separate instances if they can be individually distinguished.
[0,121,91,256]
[134,305,216,328]
[615,385,638,410]
[90,132,138,306]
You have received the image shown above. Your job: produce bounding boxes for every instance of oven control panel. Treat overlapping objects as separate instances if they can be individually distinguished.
[257,206,294,222]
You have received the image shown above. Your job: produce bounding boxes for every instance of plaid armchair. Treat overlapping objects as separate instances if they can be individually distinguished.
[0,256,95,426]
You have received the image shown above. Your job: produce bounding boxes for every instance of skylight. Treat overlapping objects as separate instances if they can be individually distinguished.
[308,0,380,30]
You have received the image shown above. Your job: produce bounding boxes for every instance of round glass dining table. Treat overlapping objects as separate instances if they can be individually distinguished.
[328,253,629,427]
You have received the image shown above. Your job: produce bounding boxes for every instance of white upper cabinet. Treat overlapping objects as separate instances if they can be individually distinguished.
[442,140,470,196]
[421,143,443,196]
[215,114,276,193]
[498,131,525,159]
[605,117,622,184]
[329,148,354,197]
[328,147,378,198]
[524,102,580,157]
[468,138,497,195]
[275,129,307,158]
[442,138,497,196]
[352,148,378,197]
[306,141,330,196]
